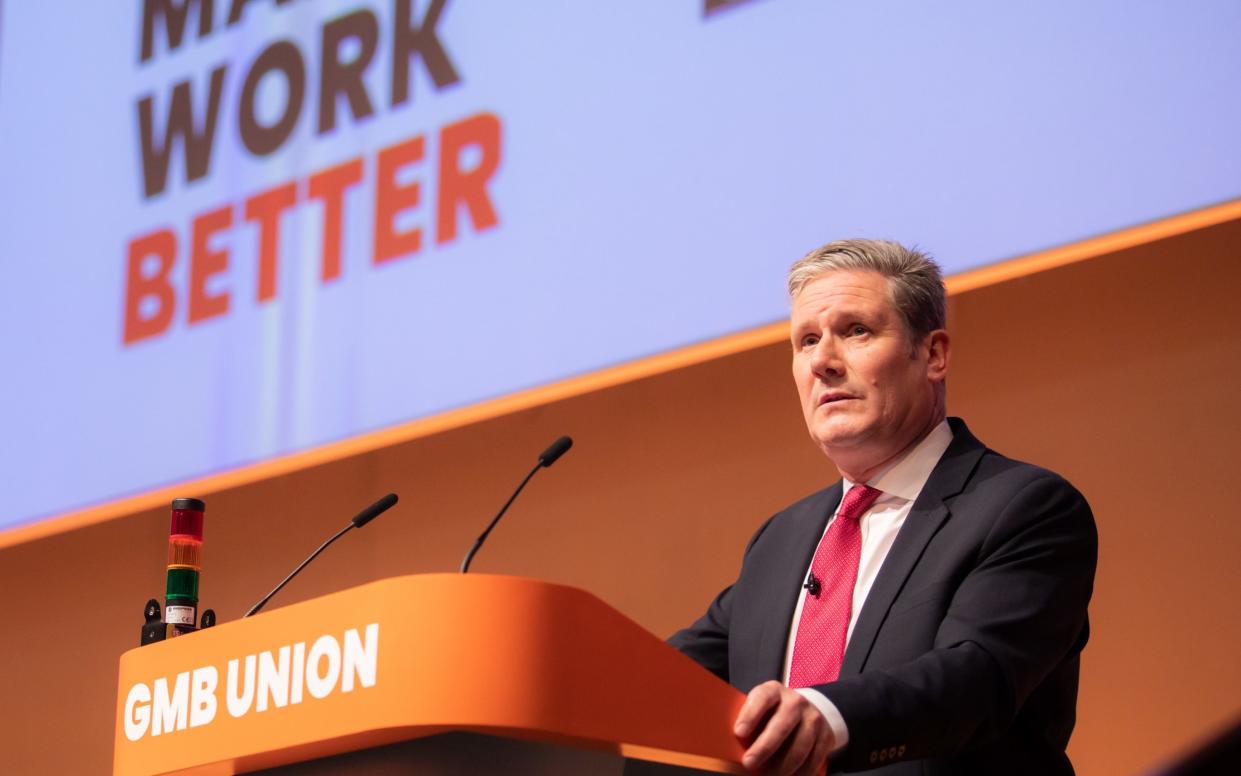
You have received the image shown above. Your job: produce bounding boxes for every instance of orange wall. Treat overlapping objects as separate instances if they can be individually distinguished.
[1,218,1238,774]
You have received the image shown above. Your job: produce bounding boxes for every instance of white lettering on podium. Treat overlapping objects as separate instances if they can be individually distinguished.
[306,634,341,699]
[290,641,306,704]
[226,653,256,717]
[190,666,218,727]
[151,672,189,736]
[124,682,152,741]
[122,623,380,742]
[257,645,291,711]
[343,623,379,692]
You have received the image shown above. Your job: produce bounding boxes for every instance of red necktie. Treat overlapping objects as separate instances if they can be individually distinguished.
[789,484,883,687]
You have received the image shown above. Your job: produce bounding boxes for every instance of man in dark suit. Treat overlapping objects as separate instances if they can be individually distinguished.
[669,240,1097,775]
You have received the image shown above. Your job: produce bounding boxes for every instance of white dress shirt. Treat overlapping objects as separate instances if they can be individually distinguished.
[784,420,954,754]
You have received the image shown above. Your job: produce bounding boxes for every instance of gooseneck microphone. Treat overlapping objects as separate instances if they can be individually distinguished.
[459,436,574,574]
[243,493,398,618]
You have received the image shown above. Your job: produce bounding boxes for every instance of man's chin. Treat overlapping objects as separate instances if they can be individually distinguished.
[811,424,870,451]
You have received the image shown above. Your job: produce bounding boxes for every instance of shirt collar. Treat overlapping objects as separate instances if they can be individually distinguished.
[841,419,954,502]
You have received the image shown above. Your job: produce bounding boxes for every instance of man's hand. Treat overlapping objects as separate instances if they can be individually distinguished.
[734,680,833,774]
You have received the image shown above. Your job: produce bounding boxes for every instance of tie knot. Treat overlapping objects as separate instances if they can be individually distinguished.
[838,484,882,521]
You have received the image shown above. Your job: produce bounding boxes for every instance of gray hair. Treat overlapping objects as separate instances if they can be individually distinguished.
[787,239,946,339]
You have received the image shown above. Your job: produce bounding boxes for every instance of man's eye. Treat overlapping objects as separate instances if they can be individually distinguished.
[801,334,819,348]
[849,325,868,337]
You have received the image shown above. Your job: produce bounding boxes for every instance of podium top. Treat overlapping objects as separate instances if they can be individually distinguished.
[114,573,746,775]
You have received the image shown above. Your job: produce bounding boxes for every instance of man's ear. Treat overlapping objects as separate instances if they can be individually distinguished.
[925,329,950,381]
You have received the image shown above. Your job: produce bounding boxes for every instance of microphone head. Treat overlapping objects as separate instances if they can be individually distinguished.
[538,435,574,468]
[352,492,398,528]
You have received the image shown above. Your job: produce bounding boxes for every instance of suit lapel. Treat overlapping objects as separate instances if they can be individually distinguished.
[839,419,986,676]
[754,483,842,682]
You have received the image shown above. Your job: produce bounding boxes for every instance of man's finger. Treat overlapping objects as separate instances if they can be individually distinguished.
[733,681,782,738]
[767,703,827,775]
[793,718,831,776]
[741,695,802,770]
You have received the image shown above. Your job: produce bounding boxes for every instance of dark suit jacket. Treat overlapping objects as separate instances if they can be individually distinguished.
[669,418,1097,775]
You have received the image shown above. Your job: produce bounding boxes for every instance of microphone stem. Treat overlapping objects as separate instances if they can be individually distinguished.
[244,522,354,617]
[460,461,541,574]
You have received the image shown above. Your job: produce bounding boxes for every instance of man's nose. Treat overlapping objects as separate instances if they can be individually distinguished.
[811,335,842,377]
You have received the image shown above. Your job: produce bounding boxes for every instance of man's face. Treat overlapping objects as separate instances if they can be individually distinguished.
[790,270,948,473]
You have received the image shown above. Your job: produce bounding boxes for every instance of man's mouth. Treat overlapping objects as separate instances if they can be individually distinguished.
[818,392,856,406]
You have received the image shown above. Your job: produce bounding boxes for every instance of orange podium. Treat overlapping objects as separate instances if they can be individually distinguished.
[114,574,747,775]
